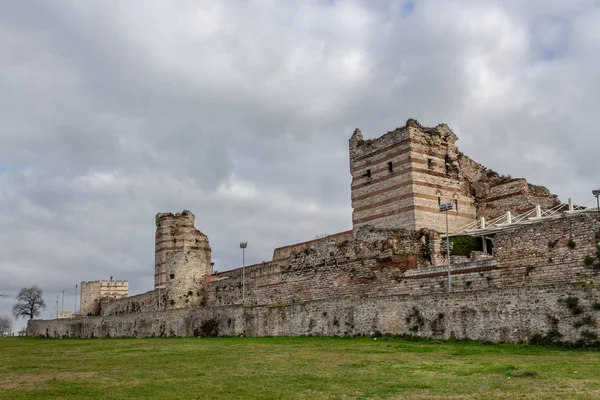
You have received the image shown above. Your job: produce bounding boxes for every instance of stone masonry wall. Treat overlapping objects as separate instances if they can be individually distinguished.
[164,249,212,309]
[272,231,353,260]
[202,227,442,308]
[100,280,128,299]
[201,213,600,309]
[27,283,600,344]
[477,179,559,220]
[494,212,600,271]
[100,290,158,317]
[80,281,101,316]
[458,156,559,222]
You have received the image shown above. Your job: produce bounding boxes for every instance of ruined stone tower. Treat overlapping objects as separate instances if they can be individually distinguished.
[349,119,559,233]
[155,210,211,308]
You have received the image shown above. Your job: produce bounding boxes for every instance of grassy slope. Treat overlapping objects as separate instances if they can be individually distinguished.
[1,337,599,400]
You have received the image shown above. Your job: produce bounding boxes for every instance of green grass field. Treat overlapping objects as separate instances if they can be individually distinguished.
[1,337,600,400]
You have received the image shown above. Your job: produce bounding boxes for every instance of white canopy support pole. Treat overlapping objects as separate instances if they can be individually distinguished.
[480,216,486,229]
[536,205,542,218]
[506,211,512,224]
[568,198,574,212]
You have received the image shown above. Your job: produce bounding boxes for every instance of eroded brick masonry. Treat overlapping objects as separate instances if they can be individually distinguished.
[28,120,600,344]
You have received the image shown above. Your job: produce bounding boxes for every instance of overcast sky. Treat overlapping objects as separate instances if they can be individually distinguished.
[1,0,599,333]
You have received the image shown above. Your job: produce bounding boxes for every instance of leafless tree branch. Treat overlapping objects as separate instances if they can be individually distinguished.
[12,286,46,320]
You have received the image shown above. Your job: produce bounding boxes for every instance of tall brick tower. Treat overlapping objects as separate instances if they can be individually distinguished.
[349,119,559,234]
[154,210,211,308]
[349,120,476,233]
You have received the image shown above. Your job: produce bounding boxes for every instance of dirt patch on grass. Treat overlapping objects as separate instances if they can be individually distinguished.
[0,372,99,390]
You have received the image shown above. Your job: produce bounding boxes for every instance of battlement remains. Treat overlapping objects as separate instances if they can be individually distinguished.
[156,210,196,228]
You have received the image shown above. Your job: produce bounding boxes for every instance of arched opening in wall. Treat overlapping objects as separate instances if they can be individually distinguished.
[437,193,441,206]
[366,169,372,178]
[428,159,434,170]
[388,161,393,172]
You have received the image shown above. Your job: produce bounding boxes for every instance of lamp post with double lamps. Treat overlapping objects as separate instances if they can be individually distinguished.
[440,201,454,292]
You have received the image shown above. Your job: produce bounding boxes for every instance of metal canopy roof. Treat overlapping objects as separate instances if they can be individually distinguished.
[442,201,594,238]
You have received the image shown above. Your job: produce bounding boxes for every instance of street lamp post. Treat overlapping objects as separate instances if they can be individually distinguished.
[61,290,65,313]
[240,242,248,305]
[593,190,600,212]
[74,284,78,314]
[440,201,454,292]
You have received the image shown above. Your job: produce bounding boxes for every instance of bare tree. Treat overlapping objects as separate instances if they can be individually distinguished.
[0,316,12,336]
[12,286,46,320]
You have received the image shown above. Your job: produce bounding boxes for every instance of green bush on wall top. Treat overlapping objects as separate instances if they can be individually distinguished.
[449,236,483,257]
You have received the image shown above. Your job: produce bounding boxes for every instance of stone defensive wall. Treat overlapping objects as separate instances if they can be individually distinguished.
[202,227,442,308]
[26,283,600,343]
[272,230,353,261]
[197,211,600,310]
[100,290,158,317]
[28,212,600,343]
[476,178,559,220]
